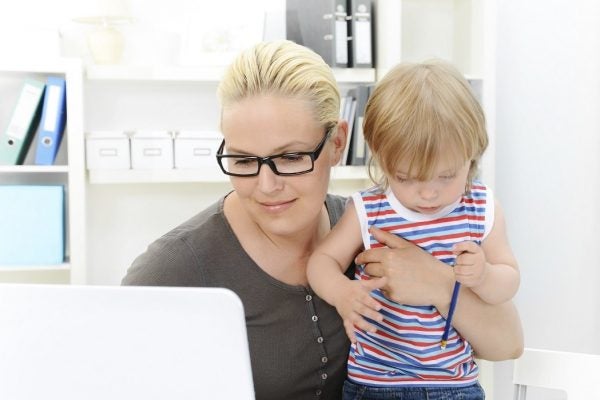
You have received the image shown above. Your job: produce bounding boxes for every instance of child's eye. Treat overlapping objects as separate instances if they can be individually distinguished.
[395,176,409,183]
[440,174,456,180]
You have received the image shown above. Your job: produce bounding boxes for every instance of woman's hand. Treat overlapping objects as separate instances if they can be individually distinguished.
[354,227,454,308]
[355,226,523,360]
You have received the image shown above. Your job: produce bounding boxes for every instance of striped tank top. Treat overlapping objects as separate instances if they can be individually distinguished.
[347,181,494,387]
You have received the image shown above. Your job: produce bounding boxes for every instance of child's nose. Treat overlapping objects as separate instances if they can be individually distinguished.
[418,184,438,200]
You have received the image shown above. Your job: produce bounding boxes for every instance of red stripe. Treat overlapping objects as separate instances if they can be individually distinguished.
[382,319,443,333]
[363,194,387,202]
[412,231,483,245]
[382,303,441,319]
[374,330,441,347]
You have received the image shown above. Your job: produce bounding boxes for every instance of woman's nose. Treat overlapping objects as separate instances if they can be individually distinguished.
[256,162,283,193]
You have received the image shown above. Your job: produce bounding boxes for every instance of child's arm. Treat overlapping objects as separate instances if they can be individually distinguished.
[307,205,386,343]
[453,199,519,304]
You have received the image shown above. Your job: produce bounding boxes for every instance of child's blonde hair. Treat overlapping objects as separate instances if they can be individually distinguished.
[363,60,488,189]
[217,40,341,135]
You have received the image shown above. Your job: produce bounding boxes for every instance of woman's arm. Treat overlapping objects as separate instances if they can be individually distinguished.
[355,226,524,361]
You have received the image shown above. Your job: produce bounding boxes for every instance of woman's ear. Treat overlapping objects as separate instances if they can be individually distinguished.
[330,119,348,166]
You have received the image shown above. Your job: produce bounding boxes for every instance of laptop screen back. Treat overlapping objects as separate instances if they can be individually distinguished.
[0,284,255,400]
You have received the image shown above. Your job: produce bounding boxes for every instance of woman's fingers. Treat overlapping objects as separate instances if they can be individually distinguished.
[369,226,411,248]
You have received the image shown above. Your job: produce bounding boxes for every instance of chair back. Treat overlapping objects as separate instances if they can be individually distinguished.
[513,347,600,399]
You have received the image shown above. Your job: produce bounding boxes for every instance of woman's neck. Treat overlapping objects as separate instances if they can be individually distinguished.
[223,192,330,286]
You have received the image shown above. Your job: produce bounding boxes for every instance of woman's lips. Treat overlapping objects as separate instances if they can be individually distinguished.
[259,199,296,213]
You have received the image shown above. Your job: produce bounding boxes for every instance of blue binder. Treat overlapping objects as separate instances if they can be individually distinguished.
[0,185,65,265]
[34,76,67,165]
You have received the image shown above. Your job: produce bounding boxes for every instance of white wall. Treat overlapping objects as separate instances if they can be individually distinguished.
[495,1,600,398]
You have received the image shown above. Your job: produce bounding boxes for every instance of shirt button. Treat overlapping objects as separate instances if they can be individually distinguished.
[316,389,322,396]
[321,356,328,363]
[317,336,324,343]
[306,294,312,301]
[321,373,328,380]
[311,315,319,322]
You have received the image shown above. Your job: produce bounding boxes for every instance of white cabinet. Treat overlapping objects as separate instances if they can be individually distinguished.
[0,59,86,284]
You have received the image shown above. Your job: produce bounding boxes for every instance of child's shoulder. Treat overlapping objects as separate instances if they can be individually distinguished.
[354,185,386,202]
[356,184,385,196]
[468,180,493,199]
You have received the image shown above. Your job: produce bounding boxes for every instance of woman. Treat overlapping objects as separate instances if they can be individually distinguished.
[122,40,522,399]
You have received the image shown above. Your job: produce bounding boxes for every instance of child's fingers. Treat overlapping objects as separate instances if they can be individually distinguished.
[358,277,387,308]
[353,300,384,322]
[453,263,473,276]
[347,314,379,336]
[453,241,479,255]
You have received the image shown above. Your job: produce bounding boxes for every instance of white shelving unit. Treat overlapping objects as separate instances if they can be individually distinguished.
[0,59,86,284]
[84,66,375,185]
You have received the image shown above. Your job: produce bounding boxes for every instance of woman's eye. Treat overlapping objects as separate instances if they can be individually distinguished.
[234,159,254,166]
[280,154,305,163]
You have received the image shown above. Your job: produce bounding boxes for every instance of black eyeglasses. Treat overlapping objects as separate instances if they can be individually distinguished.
[216,132,330,177]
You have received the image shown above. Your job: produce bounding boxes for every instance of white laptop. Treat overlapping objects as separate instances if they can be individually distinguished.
[0,284,255,400]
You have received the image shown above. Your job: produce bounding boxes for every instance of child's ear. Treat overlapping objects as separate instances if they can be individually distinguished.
[330,120,348,165]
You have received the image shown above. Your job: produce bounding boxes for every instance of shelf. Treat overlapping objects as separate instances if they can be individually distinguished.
[0,58,82,75]
[88,165,369,184]
[86,65,225,82]
[88,168,227,184]
[86,65,376,84]
[0,263,70,272]
[0,165,69,173]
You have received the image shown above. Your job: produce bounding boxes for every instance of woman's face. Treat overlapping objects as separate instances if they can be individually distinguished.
[220,95,343,238]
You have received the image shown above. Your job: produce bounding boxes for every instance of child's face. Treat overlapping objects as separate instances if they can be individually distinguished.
[389,158,471,215]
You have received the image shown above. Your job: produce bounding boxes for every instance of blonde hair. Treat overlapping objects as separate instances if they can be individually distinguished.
[363,60,488,189]
[217,40,340,134]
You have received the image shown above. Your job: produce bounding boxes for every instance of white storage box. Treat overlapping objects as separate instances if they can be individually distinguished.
[130,130,174,169]
[174,130,221,169]
[85,131,131,170]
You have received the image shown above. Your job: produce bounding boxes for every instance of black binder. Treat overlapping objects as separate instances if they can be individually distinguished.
[286,0,351,68]
[346,84,370,165]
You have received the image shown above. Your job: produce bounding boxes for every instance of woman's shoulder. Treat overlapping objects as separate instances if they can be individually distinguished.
[325,193,349,224]
[121,197,229,286]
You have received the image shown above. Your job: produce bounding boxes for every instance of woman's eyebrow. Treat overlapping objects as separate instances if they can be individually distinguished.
[226,140,312,155]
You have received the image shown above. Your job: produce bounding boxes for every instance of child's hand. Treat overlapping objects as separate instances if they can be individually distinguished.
[332,277,387,343]
[452,241,488,288]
